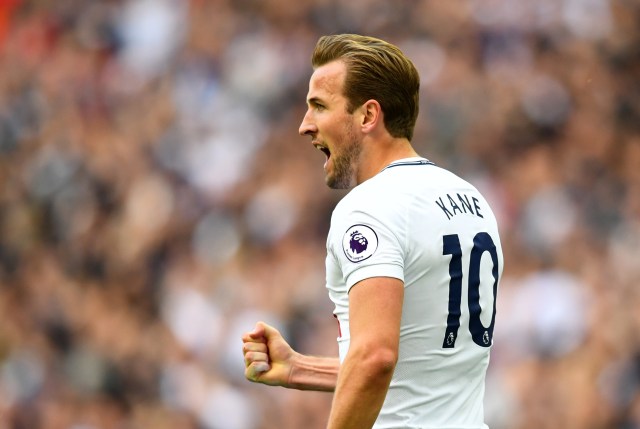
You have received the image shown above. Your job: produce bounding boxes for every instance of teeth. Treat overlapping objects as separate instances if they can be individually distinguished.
[314,143,330,157]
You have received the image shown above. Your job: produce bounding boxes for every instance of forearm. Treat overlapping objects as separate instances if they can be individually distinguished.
[327,349,395,429]
[288,354,339,392]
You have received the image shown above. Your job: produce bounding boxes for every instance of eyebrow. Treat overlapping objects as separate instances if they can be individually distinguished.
[307,96,324,107]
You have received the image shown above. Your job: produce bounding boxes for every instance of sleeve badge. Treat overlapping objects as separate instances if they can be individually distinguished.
[342,224,378,263]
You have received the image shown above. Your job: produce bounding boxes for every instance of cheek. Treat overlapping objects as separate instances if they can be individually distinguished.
[319,118,339,141]
[331,117,353,138]
[321,113,355,148]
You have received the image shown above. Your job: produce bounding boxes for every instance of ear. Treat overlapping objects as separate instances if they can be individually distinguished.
[359,99,382,134]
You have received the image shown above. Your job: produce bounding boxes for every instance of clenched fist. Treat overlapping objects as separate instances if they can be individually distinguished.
[241,321,297,387]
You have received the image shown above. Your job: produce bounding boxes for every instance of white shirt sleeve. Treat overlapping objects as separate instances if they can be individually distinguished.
[329,201,406,291]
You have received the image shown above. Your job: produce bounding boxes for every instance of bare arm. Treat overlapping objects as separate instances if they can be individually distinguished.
[327,277,404,429]
[242,322,339,391]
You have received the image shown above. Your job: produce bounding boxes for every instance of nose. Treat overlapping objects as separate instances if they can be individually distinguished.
[299,109,317,137]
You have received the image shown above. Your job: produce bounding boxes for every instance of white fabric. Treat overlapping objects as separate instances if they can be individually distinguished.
[326,158,503,429]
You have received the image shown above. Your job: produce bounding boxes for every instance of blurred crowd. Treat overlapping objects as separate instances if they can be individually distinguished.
[0,0,638,428]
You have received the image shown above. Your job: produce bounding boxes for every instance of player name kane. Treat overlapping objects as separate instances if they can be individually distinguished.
[435,193,484,220]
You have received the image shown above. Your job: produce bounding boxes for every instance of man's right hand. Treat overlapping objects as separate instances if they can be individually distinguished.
[241,321,297,387]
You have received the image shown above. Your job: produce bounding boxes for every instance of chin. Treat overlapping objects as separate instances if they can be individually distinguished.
[326,175,355,190]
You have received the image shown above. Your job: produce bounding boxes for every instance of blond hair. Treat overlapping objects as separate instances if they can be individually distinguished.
[311,34,420,141]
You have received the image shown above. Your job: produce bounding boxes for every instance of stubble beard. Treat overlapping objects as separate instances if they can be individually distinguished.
[326,124,361,190]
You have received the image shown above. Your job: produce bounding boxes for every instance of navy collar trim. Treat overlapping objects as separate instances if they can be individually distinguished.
[382,158,435,172]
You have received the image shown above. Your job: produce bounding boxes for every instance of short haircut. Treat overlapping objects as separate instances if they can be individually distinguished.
[311,34,420,141]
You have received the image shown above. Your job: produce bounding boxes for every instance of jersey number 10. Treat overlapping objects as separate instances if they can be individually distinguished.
[441,232,499,349]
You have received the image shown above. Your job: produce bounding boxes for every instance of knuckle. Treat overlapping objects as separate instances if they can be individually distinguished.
[244,351,265,366]
[243,342,267,354]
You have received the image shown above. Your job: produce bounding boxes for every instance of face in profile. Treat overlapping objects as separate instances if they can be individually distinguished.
[299,60,362,189]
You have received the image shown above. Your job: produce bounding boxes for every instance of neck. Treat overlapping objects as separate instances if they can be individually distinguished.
[356,137,419,185]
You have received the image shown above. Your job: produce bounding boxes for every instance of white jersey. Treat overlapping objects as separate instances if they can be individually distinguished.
[326,157,503,429]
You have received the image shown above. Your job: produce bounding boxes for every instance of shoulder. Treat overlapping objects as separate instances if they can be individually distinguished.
[327,168,419,255]
[332,173,408,224]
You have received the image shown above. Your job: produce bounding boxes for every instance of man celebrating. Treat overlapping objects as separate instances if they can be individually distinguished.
[242,34,503,429]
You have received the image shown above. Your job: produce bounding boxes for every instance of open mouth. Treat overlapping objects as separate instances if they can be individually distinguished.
[314,143,331,160]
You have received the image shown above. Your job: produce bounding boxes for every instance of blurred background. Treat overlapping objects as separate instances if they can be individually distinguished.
[0,0,638,428]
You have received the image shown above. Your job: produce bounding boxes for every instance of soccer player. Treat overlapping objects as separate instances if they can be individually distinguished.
[242,34,503,429]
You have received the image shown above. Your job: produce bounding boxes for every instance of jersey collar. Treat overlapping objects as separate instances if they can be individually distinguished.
[381,157,435,172]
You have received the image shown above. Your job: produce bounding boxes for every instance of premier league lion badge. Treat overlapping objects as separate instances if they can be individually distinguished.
[342,224,378,263]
